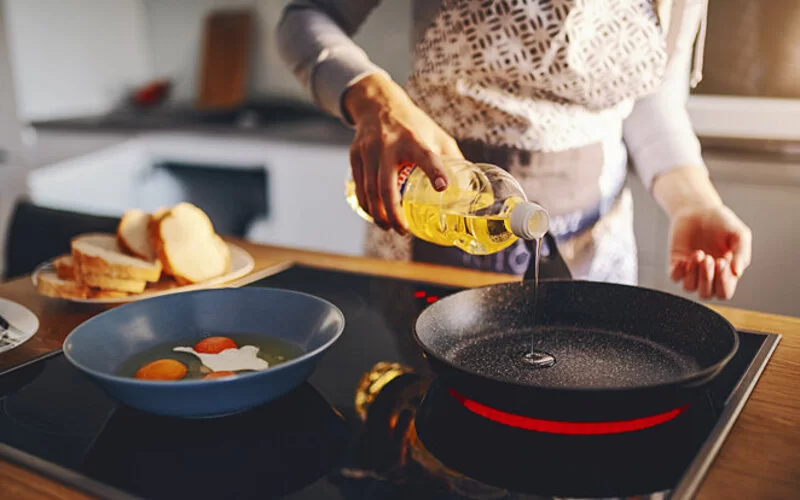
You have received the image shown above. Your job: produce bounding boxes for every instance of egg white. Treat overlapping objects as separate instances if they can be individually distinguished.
[173,345,269,373]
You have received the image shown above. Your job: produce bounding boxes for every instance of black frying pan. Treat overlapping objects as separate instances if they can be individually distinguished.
[413,233,739,426]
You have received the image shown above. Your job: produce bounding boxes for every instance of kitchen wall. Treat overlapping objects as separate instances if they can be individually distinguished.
[2,0,413,120]
[0,0,21,157]
[142,0,412,104]
[3,0,152,122]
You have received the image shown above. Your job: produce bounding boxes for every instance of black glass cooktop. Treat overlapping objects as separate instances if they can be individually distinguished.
[0,265,781,500]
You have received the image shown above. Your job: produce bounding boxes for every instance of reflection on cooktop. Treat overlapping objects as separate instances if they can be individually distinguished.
[3,359,114,437]
[84,384,349,499]
[0,265,780,500]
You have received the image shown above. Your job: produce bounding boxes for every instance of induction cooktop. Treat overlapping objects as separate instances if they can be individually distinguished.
[0,265,781,499]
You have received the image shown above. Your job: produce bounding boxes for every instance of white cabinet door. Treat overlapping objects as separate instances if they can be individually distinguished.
[240,140,367,256]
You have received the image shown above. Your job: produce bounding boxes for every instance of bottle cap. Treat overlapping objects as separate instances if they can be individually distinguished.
[509,202,550,240]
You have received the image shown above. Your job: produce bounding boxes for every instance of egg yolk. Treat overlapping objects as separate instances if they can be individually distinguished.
[203,371,236,380]
[135,359,187,381]
[194,336,237,354]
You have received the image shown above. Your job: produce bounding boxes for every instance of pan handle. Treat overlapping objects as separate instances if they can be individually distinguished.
[523,232,573,281]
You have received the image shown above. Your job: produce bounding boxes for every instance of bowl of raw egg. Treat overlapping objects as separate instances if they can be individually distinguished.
[62,287,345,418]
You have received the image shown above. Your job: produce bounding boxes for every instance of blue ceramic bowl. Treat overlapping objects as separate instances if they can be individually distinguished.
[63,287,344,418]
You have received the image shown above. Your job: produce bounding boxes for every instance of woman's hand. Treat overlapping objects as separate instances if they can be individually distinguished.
[653,167,752,300]
[343,73,463,233]
[668,205,752,300]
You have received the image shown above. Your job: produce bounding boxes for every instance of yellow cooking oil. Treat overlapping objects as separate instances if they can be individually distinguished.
[345,160,549,255]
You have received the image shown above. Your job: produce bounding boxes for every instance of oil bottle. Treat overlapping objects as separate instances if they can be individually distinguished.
[345,158,549,255]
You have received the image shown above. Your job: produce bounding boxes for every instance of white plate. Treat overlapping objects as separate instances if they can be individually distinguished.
[0,298,39,354]
[31,243,255,304]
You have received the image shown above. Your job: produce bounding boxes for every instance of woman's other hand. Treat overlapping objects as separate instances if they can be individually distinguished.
[668,205,752,300]
[654,167,752,300]
[343,73,463,234]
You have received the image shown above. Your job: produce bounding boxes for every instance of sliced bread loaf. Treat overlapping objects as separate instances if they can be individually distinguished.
[118,209,156,260]
[151,203,230,284]
[72,233,162,283]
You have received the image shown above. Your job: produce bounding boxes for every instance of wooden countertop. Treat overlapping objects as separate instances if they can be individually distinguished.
[0,240,798,499]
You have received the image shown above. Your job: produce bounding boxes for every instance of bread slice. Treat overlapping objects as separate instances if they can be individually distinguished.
[117,209,156,260]
[53,255,77,281]
[78,273,147,294]
[151,203,230,284]
[37,270,134,300]
[36,271,90,299]
[72,233,162,283]
[212,234,231,273]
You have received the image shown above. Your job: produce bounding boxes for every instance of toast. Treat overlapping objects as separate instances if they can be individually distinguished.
[36,271,90,299]
[78,273,147,294]
[53,255,77,281]
[72,233,162,283]
[150,203,230,284]
[37,272,133,300]
[117,209,156,260]
[37,203,236,301]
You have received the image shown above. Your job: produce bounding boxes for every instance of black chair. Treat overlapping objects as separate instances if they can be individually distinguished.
[3,199,120,281]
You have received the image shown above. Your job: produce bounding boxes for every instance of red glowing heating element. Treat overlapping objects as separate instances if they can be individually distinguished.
[414,291,427,298]
[426,296,439,303]
[448,389,689,435]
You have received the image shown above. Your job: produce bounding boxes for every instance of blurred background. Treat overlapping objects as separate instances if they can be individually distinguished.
[0,0,798,316]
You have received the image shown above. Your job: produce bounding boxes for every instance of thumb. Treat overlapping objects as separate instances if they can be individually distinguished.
[729,228,752,277]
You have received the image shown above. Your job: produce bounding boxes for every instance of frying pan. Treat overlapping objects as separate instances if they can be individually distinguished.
[413,233,739,427]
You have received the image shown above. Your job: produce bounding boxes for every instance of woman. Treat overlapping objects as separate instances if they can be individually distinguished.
[277,0,752,300]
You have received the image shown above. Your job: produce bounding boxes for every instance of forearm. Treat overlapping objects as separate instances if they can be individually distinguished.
[276,0,386,121]
[651,166,723,218]
[342,72,412,124]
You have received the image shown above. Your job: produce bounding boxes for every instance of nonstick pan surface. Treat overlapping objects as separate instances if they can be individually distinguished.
[413,279,739,422]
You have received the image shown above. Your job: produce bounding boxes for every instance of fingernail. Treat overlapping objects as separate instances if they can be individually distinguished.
[717,258,727,271]
[434,177,447,191]
[696,251,705,263]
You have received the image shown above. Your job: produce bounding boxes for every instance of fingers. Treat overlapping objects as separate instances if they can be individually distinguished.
[361,140,389,230]
[682,250,704,292]
[349,146,369,216]
[729,228,753,277]
[698,255,715,299]
[406,144,448,192]
[379,151,407,234]
[674,252,740,300]
[350,118,457,234]
[670,259,686,282]
[714,257,738,300]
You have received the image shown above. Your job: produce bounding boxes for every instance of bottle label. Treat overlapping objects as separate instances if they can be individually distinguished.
[397,163,416,197]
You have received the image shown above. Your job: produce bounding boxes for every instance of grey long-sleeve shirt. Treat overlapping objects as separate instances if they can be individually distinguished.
[276,0,708,192]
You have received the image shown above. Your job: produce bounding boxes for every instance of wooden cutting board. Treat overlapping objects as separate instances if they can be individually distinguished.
[196,9,253,109]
